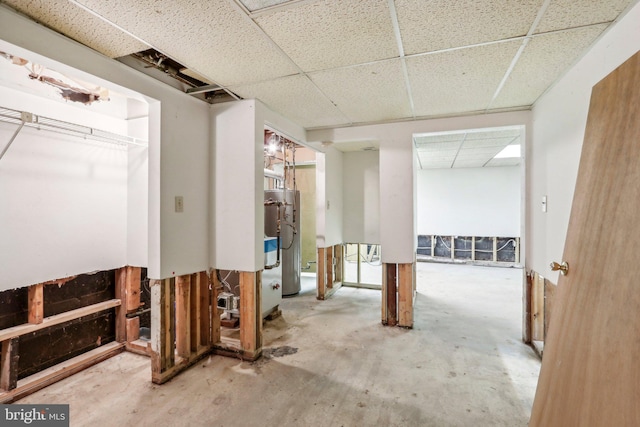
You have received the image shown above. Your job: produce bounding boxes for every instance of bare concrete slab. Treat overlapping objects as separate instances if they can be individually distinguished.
[17,262,539,426]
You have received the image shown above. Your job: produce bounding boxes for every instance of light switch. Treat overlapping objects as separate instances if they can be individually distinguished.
[542,196,547,213]
[175,196,184,213]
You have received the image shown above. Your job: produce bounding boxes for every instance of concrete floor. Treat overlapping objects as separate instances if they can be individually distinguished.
[18,262,540,426]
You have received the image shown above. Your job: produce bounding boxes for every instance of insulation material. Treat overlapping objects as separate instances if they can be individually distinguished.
[407,41,522,117]
[492,24,607,109]
[255,0,398,71]
[2,0,149,58]
[395,0,543,54]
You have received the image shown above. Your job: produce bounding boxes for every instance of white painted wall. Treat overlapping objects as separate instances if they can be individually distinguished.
[0,6,212,280]
[0,86,128,290]
[316,146,343,248]
[212,99,305,272]
[212,100,259,272]
[342,151,380,244]
[528,2,640,281]
[417,166,521,237]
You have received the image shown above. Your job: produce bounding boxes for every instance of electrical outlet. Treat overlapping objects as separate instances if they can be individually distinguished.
[175,196,184,213]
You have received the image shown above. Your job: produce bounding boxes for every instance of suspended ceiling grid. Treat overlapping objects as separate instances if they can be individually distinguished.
[0,0,636,130]
[415,127,521,170]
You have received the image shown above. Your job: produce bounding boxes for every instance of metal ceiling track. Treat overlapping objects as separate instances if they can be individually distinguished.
[0,106,147,161]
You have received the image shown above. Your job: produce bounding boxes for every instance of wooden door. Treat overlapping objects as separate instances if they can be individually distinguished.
[530,52,640,425]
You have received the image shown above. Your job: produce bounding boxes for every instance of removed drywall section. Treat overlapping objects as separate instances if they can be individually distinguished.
[417,166,521,237]
[342,151,380,244]
[528,1,640,280]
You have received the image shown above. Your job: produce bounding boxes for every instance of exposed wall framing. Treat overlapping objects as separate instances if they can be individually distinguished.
[316,244,344,300]
[150,272,215,384]
[381,262,415,328]
[417,235,520,264]
[0,270,138,403]
[523,270,557,357]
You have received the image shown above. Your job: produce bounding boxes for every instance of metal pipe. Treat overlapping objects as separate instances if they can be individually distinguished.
[264,168,284,181]
[0,120,25,161]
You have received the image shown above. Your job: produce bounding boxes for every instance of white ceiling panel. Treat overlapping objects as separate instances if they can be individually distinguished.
[255,0,398,72]
[240,0,296,12]
[74,0,299,86]
[463,137,517,148]
[415,141,462,152]
[407,41,522,117]
[492,24,607,109]
[310,60,412,123]
[415,134,466,145]
[229,74,349,129]
[535,0,633,33]
[457,147,505,156]
[485,157,522,167]
[3,0,149,58]
[452,159,488,168]
[395,0,543,55]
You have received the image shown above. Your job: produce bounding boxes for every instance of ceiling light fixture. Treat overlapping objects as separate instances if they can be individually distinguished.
[494,144,521,159]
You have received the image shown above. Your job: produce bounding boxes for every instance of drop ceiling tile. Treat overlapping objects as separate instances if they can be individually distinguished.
[535,0,633,33]
[255,0,398,71]
[415,133,466,144]
[463,136,517,148]
[452,159,488,168]
[407,41,522,117]
[3,0,149,58]
[74,0,298,86]
[492,24,607,108]
[415,141,461,151]
[485,158,521,167]
[395,0,543,54]
[309,60,412,123]
[419,153,455,163]
[240,0,294,12]
[229,75,349,128]
[458,147,505,156]
[466,128,521,140]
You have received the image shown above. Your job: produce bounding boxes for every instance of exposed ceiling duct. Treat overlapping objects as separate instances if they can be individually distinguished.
[117,48,240,104]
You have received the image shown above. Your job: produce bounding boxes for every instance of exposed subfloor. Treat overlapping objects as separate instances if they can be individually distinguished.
[17,262,540,426]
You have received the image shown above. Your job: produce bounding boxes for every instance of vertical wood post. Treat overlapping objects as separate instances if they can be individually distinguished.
[386,263,397,326]
[0,338,19,391]
[211,271,221,345]
[381,263,388,323]
[523,271,532,344]
[151,278,175,383]
[326,246,333,289]
[199,271,211,347]
[189,274,200,353]
[239,271,262,360]
[334,244,343,283]
[451,236,455,260]
[28,283,43,325]
[125,267,141,313]
[175,275,191,359]
[115,268,127,342]
[317,247,326,300]
[398,263,414,328]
